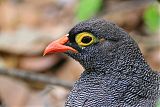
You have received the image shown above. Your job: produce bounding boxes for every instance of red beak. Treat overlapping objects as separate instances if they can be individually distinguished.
[43,34,77,56]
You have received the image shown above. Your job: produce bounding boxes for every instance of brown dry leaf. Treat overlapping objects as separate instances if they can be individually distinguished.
[0,28,53,55]
[49,86,69,107]
[0,2,19,31]
[2,55,19,68]
[146,49,160,71]
[19,5,40,27]
[19,55,62,72]
[0,75,30,107]
[25,86,68,107]
[55,58,83,82]
[0,56,7,68]
[104,7,143,32]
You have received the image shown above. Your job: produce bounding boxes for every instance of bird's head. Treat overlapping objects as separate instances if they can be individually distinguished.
[44,19,135,70]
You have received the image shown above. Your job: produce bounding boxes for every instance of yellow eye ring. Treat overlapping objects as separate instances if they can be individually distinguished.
[75,32,97,47]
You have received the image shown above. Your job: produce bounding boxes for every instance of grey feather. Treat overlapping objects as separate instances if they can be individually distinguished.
[64,19,160,107]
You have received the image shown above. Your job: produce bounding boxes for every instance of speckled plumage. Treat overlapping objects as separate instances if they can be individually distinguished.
[64,19,160,107]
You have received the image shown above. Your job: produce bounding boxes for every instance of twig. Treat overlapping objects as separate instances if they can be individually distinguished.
[0,68,73,89]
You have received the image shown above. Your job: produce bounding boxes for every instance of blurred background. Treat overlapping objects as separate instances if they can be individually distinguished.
[0,0,159,107]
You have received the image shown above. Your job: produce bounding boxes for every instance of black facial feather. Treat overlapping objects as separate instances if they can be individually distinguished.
[64,19,159,107]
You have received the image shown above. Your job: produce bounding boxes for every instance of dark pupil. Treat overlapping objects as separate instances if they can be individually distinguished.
[81,36,92,43]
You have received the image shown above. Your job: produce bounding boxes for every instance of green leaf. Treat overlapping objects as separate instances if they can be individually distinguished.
[76,0,103,21]
[156,98,160,107]
[143,3,160,33]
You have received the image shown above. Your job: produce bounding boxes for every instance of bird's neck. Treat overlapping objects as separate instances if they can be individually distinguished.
[80,55,159,105]
[81,43,159,105]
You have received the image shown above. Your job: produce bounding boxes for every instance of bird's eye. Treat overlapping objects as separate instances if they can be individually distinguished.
[75,32,97,47]
[81,36,92,43]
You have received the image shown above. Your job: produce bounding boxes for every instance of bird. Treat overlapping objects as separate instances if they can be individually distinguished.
[43,19,159,107]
